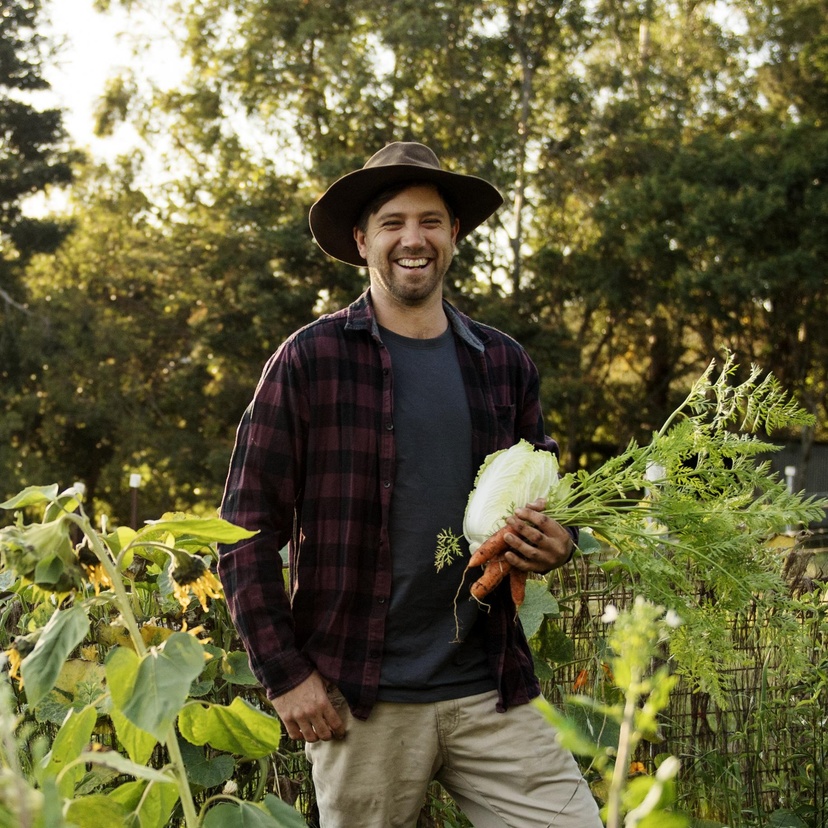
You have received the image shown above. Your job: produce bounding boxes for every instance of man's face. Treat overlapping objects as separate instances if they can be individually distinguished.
[353,184,460,309]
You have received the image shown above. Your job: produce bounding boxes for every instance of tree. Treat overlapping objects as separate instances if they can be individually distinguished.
[6,0,826,518]
[0,0,78,457]
[0,0,76,284]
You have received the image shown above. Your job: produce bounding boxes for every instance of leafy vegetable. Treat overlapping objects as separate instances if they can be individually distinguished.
[462,439,559,554]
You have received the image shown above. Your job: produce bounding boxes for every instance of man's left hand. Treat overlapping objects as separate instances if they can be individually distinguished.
[502,498,573,574]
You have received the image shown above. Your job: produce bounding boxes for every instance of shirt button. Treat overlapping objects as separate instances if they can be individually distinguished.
[383,481,391,488]
[377,597,386,604]
[385,421,393,430]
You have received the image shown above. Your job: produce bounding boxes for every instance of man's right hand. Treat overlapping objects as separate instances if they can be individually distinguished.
[271,671,346,743]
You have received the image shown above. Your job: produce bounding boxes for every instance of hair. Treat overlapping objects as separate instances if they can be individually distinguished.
[355,181,457,233]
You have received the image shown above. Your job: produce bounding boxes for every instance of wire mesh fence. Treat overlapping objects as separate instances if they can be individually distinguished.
[540,545,828,827]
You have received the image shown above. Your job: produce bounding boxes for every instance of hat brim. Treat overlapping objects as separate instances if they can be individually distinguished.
[309,164,503,267]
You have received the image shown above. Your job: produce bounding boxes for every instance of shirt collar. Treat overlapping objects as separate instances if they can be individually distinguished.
[344,288,485,353]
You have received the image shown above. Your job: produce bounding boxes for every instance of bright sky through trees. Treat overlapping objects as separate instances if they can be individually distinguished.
[41,0,184,158]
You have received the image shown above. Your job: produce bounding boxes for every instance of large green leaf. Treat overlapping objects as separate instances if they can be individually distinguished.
[74,750,175,784]
[65,794,130,828]
[105,645,140,711]
[766,811,809,828]
[106,633,205,741]
[39,704,98,797]
[104,526,137,570]
[202,796,307,828]
[178,696,282,758]
[21,604,90,707]
[222,650,259,686]
[532,617,575,665]
[34,658,107,725]
[178,738,236,788]
[0,485,58,510]
[108,779,180,828]
[110,706,158,765]
[43,491,83,522]
[260,795,309,828]
[139,517,257,544]
[518,579,560,640]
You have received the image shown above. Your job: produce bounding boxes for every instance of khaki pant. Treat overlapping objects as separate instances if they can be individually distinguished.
[305,689,602,828]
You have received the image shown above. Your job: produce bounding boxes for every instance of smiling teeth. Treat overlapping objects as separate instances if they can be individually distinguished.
[398,258,429,267]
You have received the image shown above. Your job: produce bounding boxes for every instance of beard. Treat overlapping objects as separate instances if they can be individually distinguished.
[366,246,453,308]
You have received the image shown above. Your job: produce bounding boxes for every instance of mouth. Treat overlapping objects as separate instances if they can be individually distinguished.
[395,257,431,270]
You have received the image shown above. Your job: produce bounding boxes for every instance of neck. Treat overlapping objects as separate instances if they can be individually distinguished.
[369,289,448,339]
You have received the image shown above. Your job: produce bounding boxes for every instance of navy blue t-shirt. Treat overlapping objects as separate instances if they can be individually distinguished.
[377,325,496,702]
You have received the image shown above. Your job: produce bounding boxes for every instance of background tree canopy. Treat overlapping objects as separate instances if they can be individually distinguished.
[1,0,825,522]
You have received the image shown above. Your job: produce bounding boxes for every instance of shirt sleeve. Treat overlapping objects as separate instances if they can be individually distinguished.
[516,345,580,554]
[217,342,316,699]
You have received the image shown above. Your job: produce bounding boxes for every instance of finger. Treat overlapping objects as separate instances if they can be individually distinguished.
[327,709,347,740]
[506,513,546,548]
[283,717,304,741]
[503,541,542,571]
[308,720,330,741]
[502,529,541,569]
[516,508,570,544]
[309,703,346,742]
[297,715,328,743]
[505,516,570,572]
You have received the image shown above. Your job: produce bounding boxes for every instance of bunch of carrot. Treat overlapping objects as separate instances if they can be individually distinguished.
[466,525,528,609]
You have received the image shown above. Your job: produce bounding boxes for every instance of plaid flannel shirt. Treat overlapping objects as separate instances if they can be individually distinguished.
[218,289,558,720]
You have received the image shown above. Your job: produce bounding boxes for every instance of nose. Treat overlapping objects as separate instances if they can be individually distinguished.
[400,220,426,249]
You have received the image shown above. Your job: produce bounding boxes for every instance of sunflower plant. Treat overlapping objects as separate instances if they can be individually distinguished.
[0,488,306,828]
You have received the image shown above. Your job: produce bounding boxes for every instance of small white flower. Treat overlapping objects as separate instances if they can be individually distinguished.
[601,604,619,623]
[655,755,681,781]
[664,609,682,628]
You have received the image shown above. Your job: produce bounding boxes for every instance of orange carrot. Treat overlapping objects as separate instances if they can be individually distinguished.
[467,525,513,568]
[509,569,528,610]
[469,554,512,601]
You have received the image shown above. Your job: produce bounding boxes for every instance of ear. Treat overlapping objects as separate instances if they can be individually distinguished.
[353,227,368,259]
[450,218,460,245]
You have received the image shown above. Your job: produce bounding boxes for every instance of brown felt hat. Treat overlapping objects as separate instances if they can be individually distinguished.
[308,142,503,267]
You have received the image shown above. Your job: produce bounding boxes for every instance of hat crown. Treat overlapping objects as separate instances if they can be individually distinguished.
[363,142,442,172]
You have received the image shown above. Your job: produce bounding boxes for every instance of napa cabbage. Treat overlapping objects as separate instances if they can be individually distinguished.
[462,440,559,553]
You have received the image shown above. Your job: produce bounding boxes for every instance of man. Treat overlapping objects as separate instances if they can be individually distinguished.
[218,142,602,827]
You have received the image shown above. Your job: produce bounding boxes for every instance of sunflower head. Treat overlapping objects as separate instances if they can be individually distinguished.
[170,553,223,612]
[4,631,42,687]
[77,544,113,595]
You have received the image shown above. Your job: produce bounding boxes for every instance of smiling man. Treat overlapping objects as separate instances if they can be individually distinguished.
[218,142,602,828]
[354,184,458,325]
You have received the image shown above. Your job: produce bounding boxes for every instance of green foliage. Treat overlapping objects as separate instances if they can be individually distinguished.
[201,794,308,828]
[2,0,828,823]
[0,487,297,827]
[446,355,825,705]
[5,0,828,513]
[536,598,689,828]
[20,605,90,708]
[561,356,824,700]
